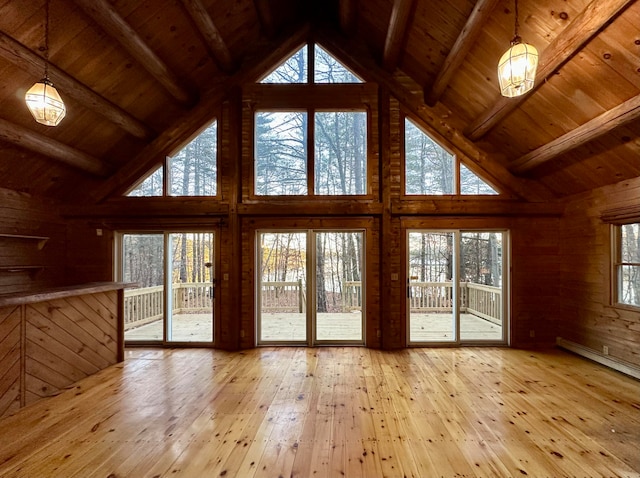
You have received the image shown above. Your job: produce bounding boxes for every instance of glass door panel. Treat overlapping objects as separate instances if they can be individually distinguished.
[314,231,364,343]
[168,232,214,343]
[258,232,307,343]
[123,234,165,341]
[460,232,504,342]
[408,231,456,343]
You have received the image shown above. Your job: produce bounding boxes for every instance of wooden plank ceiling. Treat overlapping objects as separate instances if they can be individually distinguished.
[0,0,639,202]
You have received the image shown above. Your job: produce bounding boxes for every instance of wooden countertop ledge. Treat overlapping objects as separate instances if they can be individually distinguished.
[0,282,131,307]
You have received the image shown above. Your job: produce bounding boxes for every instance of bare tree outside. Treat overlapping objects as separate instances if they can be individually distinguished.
[170,121,217,196]
[460,164,497,195]
[405,118,454,195]
[127,167,163,196]
[620,223,640,306]
[315,112,367,195]
[255,112,307,195]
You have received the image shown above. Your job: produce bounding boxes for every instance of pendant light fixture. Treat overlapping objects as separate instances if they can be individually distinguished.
[25,0,66,126]
[497,0,538,98]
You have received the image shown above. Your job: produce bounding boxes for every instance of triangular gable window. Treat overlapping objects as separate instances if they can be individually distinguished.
[126,121,218,198]
[405,118,455,195]
[260,44,363,84]
[260,45,308,84]
[314,45,362,83]
[460,164,498,195]
[404,117,500,196]
[127,166,163,197]
[169,121,217,196]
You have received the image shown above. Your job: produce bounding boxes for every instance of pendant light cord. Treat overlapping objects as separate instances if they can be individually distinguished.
[511,0,521,44]
[44,0,50,79]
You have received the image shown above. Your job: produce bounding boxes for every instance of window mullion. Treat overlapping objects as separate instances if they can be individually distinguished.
[308,108,315,196]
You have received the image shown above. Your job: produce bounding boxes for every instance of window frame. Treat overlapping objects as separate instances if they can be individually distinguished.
[611,222,640,311]
[258,42,363,85]
[401,112,500,197]
[252,107,370,198]
[126,118,220,198]
[246,80,376,200]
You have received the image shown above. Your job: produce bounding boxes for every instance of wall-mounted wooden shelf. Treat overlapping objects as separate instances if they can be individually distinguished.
[0,265,44,277]
[0,233,49,250]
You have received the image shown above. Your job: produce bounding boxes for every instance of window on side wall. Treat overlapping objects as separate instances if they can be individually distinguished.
[614,222,640,308]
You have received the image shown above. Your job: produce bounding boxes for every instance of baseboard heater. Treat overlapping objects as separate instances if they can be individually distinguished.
[556,337,640,380]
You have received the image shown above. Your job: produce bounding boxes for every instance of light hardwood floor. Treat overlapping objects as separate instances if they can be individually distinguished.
[0,347,638,477]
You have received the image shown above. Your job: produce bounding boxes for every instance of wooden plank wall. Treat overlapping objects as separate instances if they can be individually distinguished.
[559,176,640,368]
[0,290,120,419]
[0,305,21,417]
[64,224,114,285]
[58,84,567,351]
[511,217,561,346]
[0,187,66,294]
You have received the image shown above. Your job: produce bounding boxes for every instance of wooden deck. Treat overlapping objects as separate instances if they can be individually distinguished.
[125,312,503,342]
[0,347,638,477]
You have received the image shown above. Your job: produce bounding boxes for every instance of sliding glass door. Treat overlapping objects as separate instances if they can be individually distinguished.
[122,234,165,341]
[459,232,504,341]
[167,233,214,343]
[121,231,216,345]
[407,232,456,343]
[257,232,308,343]
[257,229,365,345]
[407,230,507,345]
[314,231,364,342]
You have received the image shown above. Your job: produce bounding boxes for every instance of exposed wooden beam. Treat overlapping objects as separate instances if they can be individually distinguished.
[315,28,555,202]
[237,202,384,216]
[339,0,357,33]
[392,198,564,217]
[73,0,196,105]
[510,92,640,173]
[180,0,235,72]
[0,118,109,176]
[0,32,153,140]
[93,24,311,202]
[382,0,415,71]
[465,0,637,141]
[63,197,230,219]
[253,0,276,38]
[425,0,500,106]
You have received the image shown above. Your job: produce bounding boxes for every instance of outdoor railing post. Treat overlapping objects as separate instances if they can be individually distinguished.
[298,279,303,313]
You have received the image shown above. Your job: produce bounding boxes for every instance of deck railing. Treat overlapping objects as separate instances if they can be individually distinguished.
[124,279,503,329]
[124,282,212,329]
[261,280,305,313]
[407,281,502,324]
[465,282,502,325]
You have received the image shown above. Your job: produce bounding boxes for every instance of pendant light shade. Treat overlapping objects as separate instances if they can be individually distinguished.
[26,0,65,126]
[498,38,538,97]
[25,77,66,126]
[498,0,538,98]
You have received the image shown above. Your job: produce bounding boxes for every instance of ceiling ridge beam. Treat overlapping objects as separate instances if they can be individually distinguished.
[253,0,276,38]
[425,0,500,106]
[0,117,109,176]
[315,27,556,202]
[0,32,153,140]
[382,0,415,71]
[180,0,235,72]
[92,23,312,203]
[465,0,637,141]
[73,0,197,105]
[339,0,357,33]
[510,92,640,173]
